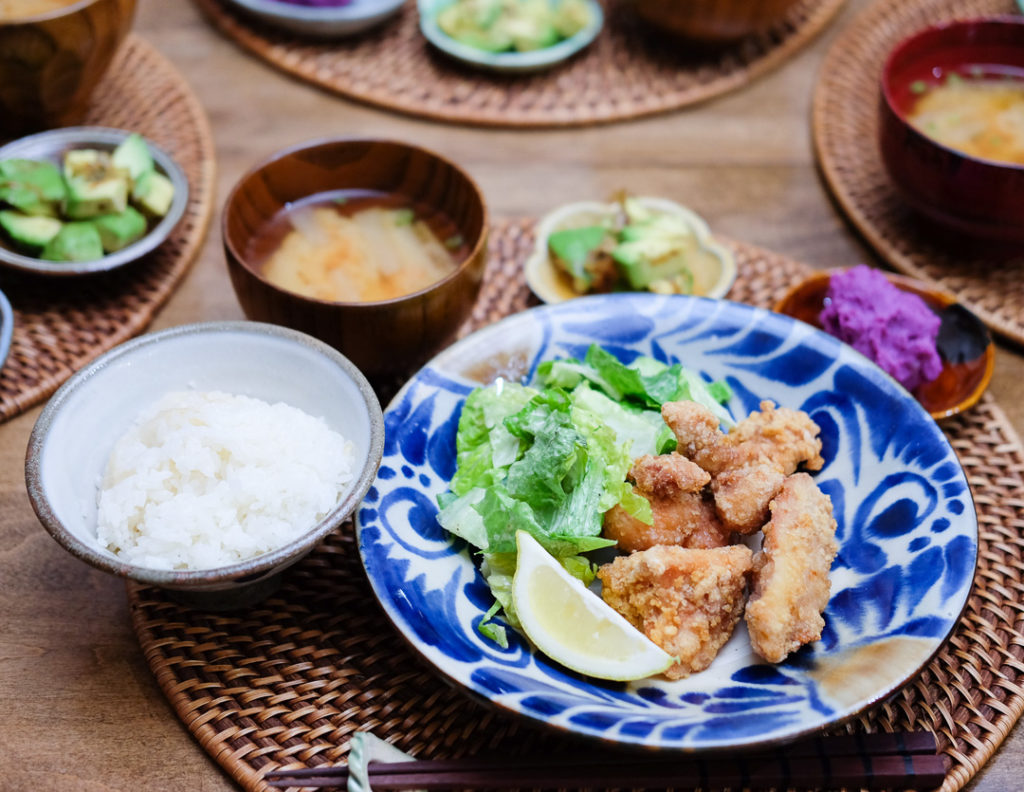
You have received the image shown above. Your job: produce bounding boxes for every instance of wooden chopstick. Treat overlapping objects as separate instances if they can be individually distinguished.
[264,731,945,790]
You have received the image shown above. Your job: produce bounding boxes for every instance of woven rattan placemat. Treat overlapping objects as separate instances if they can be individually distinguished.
[812,0,1024,346]
[0,35,216,423]
[129,219,1024,792]
[194,0,845,128]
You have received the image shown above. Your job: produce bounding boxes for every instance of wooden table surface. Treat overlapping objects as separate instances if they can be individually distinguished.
[2,0,1022,789]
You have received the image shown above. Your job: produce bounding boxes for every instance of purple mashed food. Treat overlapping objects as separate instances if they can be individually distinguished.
[819,265,942,392]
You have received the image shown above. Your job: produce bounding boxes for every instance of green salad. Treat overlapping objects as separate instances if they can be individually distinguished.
[436,344,733,646]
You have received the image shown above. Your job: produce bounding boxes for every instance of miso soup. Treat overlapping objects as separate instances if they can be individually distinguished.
[907,70,1024,166]
[247,191,470,303]
[0,0,82,20]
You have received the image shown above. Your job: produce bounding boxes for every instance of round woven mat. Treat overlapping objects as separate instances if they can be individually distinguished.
[130,219,1024,792]
[0,35,216,424]
[193,0,845,128]
[812,0,1024,345]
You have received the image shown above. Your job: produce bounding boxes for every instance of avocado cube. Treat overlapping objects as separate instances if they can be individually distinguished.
[131,170,174,218]
[503,15,559,51]
[63,150,130,220]
[0,158,66,216]
[41,222,104,262]
[93,206,148,253]
[112,133,155,184]
[553,0,591,37]
[0,209,62,252]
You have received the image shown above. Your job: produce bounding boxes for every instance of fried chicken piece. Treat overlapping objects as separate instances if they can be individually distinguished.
[603,453,731,551]
[662,400,825,534]
[745,473,838,663]
[598,545,753,680]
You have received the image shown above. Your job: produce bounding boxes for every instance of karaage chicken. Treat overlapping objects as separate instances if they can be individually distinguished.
[745,472,838,663]
[661,400,824,533]
[603,453,731,551]
[598,544,753,679]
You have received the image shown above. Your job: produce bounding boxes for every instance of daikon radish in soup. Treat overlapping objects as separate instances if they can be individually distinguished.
[907,71,1024,166]
[248,191,469,303]
[0,0,82,20]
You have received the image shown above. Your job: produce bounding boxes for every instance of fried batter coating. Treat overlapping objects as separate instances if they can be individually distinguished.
[598,545,753,679]
[745,472,838,663]
[603,454,731,551]
[661,400,825,534]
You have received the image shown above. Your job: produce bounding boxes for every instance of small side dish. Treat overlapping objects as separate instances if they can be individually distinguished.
[436,0,592,53]
[224,0,406,37]
[0,134,174,262]
[419,0,603,73]
[525,195,736,304]
[0,127,188,275]
[775,266,994,420]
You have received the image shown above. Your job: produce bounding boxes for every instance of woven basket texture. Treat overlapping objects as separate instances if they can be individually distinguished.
[130,219,1024,792]
[813,0,1024,345]
[0,35,216,424]
[193,0,845,128]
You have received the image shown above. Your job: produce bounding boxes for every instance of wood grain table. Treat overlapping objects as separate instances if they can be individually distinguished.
[2,0,1022,790]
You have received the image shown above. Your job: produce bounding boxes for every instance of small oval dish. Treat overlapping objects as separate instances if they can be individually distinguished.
[418,0,603,74]
[0,288,13,372]
[0,126,188,276]
[524,196,737,304]
[25,321,385,609]
[223,0,406,37]
[775,269,994,421]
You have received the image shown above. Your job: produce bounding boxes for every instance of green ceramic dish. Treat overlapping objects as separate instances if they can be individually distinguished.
[418,0,603,73]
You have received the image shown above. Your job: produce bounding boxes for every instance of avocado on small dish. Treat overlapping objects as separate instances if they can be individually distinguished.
[524,195,738,304]
[0,159,66,217]
[422,0,603,73]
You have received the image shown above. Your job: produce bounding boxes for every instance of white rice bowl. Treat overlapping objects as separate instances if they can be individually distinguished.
[97,390,355,570]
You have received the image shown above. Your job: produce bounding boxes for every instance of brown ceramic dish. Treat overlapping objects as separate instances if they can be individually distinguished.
[0,0,137,138]
[223,138,488,385]
[879,17,1024,242]
[775,269,994,421]
[633,0,802,44]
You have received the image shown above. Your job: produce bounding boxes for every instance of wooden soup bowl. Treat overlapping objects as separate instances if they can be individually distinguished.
[0,0,137,138]
[223,138,489,386]
[632,0,802,45]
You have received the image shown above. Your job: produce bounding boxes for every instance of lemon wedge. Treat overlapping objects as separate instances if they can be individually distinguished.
[512,531,675,681]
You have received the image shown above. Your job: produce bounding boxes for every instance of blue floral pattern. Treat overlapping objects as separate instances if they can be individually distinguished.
[356,294,977,750]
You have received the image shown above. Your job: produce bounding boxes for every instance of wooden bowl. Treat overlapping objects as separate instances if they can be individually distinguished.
[0,0,137,138]
[632,0,802,45]
[775,269,994,421]
[879,18,1024,242]
[222,138,488,385]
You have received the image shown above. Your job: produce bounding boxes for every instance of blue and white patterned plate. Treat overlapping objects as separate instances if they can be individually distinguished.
[355,293,977,751]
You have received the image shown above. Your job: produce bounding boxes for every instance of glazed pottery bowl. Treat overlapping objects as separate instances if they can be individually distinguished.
[223,0,405,38]
[418,0,603,74]
[774,269,994,421]
[25,321,385,609]
[0,126,189,275]
[222,137,488,384]
[0,0,136,138]
[879,17,1024,242]
[632,0,801,45]
[524,196,736,304]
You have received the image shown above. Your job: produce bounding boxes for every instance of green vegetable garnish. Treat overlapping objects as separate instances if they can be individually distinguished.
[394,208,415,226]
[445,233,465,250]
[437,344,733,645]
[910,80,928,95]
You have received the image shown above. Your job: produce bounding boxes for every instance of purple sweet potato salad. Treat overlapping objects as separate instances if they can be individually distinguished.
[819,265,942,392]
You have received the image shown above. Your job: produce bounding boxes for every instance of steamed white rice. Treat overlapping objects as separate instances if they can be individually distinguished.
[96,390,356,570]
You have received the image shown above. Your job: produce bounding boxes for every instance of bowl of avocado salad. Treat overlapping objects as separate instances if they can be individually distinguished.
[419,0,603,73]
[524,195,738,304]
[0,127,188,276]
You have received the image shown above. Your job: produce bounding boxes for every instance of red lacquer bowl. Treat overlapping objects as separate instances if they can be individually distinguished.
[879,17,1024,242]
